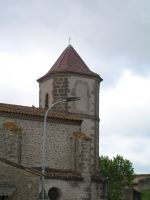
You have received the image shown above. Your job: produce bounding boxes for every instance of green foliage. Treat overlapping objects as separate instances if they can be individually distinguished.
[99,155,134,200]
[141,190,150,200]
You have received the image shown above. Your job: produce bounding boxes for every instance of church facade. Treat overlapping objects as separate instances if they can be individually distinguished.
[0,45,106,200]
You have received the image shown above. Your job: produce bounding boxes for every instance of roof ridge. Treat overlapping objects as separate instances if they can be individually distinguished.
[0,103,82,122]
[68,45,90,70]
[49,45,69,72]
[0,103,39,109]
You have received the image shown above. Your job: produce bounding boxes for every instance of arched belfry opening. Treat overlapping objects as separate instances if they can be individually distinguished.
[45,93,49,109]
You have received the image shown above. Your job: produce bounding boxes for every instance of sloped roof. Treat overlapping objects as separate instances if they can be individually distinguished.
[133,174,150,185]
[37,45,102,82]
[0,103,82,124]
[0,157,43,177]
[0,157,82,181]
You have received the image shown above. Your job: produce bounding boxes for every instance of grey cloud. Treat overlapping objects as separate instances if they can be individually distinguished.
[100,135,150,173]
[100,71,150,173]
[1,0,150,86]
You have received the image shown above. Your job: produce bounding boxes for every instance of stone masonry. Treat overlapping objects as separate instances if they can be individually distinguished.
[0,161,39,200]
[0,115,81,169]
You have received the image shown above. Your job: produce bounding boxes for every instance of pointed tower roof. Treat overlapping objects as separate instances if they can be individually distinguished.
[37,45,102,82]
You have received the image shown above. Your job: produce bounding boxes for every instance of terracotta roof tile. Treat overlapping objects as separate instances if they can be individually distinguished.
[34,167,82,180]
[133,174,150,184]
[0,157,43,177]
[0,103,81,122]
[0,157,82,180]
[37,45,102,82]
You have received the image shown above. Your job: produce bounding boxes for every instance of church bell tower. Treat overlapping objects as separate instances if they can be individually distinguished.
[37,45,103,172]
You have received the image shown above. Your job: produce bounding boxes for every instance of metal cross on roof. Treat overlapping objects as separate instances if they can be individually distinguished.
[69,37,71,45]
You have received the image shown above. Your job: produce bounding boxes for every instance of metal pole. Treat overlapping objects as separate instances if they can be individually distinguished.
[41,99,67,200]
[41,97,80,200]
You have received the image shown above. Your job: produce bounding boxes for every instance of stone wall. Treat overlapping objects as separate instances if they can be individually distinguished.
[44,134,106,200]
[39,78,53,108]
[91,182,106,200]
[44,134,94,200]
[53,75,68,111]
[45,179,85,200]
[0,122,22,163]
[67,75,100,172]
[45,179,106,200]
[39,75,68,111]
[0,116,80,170]
[0,161,39,200]
[68,76,96,116]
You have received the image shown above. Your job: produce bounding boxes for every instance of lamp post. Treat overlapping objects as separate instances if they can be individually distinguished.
[41,96,80,200]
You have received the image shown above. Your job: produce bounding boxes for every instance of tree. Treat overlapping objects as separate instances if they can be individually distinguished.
[99,155,134,200]
[141,190,150,200]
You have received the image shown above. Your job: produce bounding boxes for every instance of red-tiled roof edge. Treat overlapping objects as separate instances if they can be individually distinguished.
[0,103,82,123]
[0,157,83,180]
[0,157,43,177]
[37,71,103,83]
[34,167,83,181]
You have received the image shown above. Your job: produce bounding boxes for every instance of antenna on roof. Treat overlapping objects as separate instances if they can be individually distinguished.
[69,37,71,45]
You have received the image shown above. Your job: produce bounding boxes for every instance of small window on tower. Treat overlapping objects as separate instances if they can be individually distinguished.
[45,93,49,108]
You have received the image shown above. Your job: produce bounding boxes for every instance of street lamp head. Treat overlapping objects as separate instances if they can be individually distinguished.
[61,96,80,102]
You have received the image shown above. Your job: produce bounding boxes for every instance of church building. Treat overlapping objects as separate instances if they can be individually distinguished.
[0,45,106,200]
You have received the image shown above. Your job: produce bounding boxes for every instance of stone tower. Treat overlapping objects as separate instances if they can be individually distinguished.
[37,45,103,173]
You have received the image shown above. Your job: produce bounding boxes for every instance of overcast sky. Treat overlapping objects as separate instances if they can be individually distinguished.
[0,0,150,173]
